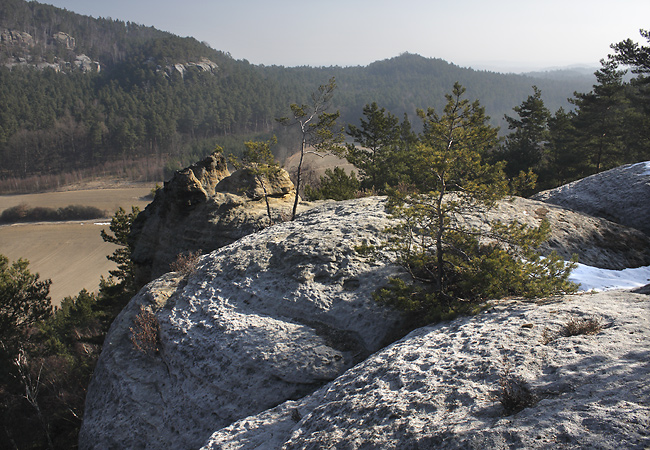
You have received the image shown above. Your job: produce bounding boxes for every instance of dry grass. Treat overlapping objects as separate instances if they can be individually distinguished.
[561,317,603,337]
[169,250,202,276]
[540,316,603,345]
[498,357,536,415]
[129,307,160,357]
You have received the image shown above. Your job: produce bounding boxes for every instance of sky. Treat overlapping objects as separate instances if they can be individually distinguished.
[40,0,650,73]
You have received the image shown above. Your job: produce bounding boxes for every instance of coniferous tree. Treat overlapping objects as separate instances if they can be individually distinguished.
[304,167,360,201]
[99,206,140,304]
[345,102,400,191]
[0,255,52,353]
[499,86,551,182]
[545,107,585,187]
[376,83,576,326]
[570,59,629,173]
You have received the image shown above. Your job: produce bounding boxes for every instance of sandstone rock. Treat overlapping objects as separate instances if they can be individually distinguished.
[53,31,75,49]
[215,166,294,200]
[0,29,34,47]
[129,152,304,287]
[533,161,650,236]
[476,196,650,270]
[202,289,650,449]
[79,198,407,450]
[83,195,650,450]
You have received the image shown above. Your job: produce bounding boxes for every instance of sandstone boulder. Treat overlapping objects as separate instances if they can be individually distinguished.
[82,195,650,449]
[80,198,407,450]
[533,161,650,236]
[129,152,305,287]
[476,196,650,270]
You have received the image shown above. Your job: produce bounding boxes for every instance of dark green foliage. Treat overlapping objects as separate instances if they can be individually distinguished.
[0,255,52,348]
[0,0,597,193]
[610,29,650,75]
[497,86,551,190]
[0,203,107,223]
[304,167,360,201]
[100,206,140,303]
[1,288,103,450]
[569,59,630,174]
[376,84,577,328]
[0,204,143,448]
[345,102,401,191]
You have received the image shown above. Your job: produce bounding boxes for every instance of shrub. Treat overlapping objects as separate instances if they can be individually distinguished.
[129,307,160,357]
[497,358,536,415]
[561,316,602,337]
[0,204,107,223]
[304,167,360,201]
[169,250,202,276]
[499,372,536,415]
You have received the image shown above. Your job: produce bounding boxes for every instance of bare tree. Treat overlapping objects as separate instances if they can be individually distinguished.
[277,77,344,220]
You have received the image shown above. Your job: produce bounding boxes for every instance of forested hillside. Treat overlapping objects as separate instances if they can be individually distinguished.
[0,0,604,193]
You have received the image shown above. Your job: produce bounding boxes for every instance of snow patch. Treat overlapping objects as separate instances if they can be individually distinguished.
[570,263,650,291]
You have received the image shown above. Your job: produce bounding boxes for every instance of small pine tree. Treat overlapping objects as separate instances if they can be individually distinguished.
[376,83,577,327]
[304,167,360,201]
[230,136,281,225]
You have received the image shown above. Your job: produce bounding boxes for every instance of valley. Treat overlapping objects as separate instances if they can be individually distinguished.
[0,183,155,306]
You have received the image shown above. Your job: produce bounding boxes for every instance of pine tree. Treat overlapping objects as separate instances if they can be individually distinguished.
[570,59,629,173]
[100,206,140,297]
[345,102,400,191]
[500,86,551,182]
[377,83,576,326]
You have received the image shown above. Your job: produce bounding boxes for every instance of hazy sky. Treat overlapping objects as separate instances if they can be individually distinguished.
[41,0,649,73]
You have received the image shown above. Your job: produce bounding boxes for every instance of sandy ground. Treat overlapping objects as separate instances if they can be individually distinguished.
[0,184,156,307]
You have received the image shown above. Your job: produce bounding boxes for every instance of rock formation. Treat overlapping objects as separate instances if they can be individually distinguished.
[477,196,650,270]
[81,193,650,449]
[202,289,649,450]
[131,153,650,291]
[80,198,407,450]
[129,151,307,287]
[533,161,650,236]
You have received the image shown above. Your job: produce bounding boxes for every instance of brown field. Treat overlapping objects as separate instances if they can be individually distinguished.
[0,183,156,307]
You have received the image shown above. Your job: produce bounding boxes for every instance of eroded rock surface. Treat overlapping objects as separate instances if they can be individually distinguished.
[82,193,650,449]
[80,198,406,450]
[203,290,649,450]
[480,197,650,269]
[129,152,307,287]
[533,161,650,236]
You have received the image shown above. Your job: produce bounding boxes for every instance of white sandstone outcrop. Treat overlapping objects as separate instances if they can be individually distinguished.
[533,161,650,236]
[203,289,649,449]
[80,198,406,449]
[81,194,650,449]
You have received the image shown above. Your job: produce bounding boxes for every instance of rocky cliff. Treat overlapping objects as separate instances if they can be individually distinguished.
[81,198,406,450]
[129,151,308,287]
[81,188,650,449]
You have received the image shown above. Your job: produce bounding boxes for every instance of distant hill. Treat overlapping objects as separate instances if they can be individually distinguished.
[0,0,596,189]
